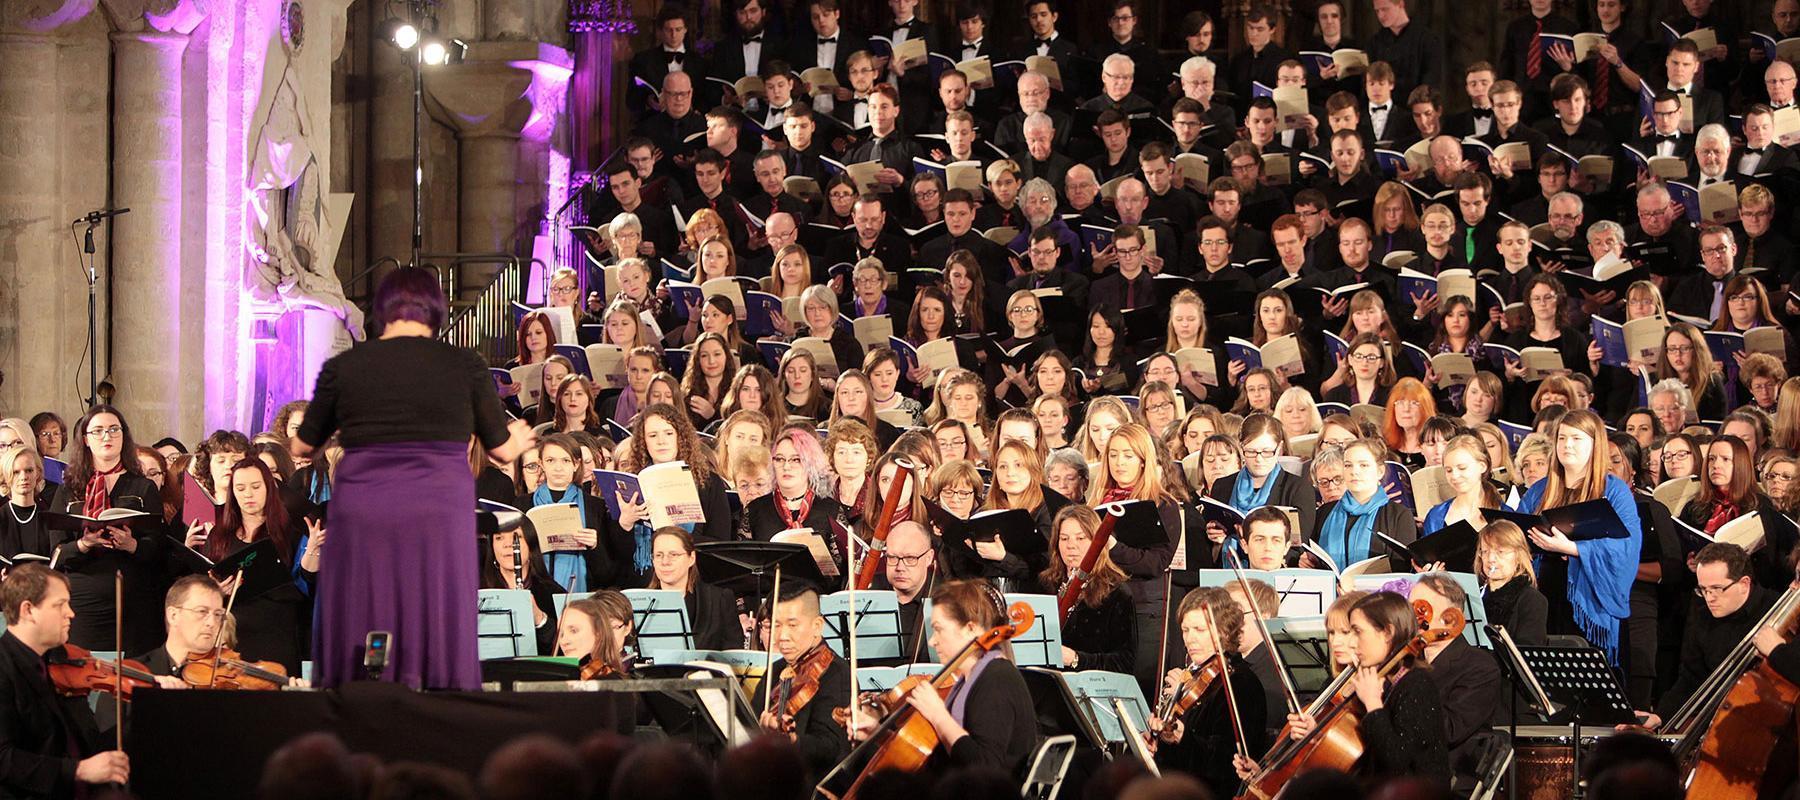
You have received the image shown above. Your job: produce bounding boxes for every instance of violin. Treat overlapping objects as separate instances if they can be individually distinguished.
[817,602,1035,800]
[1675,583,1800,797]
[1236,600,1465,800]
[47,643,160,701]
[854,458,915,591]
[1155,659,1227,730]
[1057,504,1121,622]
[180,647,290,690]
[769,641,835,731]
[579,658,619,681]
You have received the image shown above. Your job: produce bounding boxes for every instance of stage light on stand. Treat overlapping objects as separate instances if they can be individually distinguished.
[377,17,419,49]
[419,37,463,66]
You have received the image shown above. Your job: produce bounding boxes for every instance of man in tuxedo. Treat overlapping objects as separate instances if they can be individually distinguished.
[0,565,137,797]
[1767,60,1798,110]
[1733,104,1797,183]
[714,0,784,91]
[754,585,851,777]
[756,63,800,133]
[1657,40,1725,132]
[1062,164,1109,226]
[1631,93,1694,167]
[1668,224,1739,322]
[822,194,913,285]
[1225,6,1292,111]
[1689,124,1736,189]
[1661,0,1738,99]
[1293,190,1340,274]
[1360,62,1416,146]
[779,102,832,182]
[1403,84,1445,150]
[1272,61,1325,154]
[880,0,937,119]
[635,72,707,164]
[1480,81,1549,203]
[1444,62,1497,138]
[1733,184,1797,278]
[920,189,1015,286]
[788,0,854,119]
[1017,0,1082,89]
[994,71,1072,155]
[880,523,935,658]
[1093,0,1167,105]
[629,7,704,117]
[1080,53,1156,117]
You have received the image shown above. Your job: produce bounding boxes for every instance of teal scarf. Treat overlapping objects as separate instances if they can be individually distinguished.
[533,483,589,593]
[1321,488,1387,568]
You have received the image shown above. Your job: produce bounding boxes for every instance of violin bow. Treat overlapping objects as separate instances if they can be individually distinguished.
[763,563,784,716]
[212,566,248,690]
[1226,549,1302,715]
[904,560,936,665]
[845,525,858,742]
[1205,602,1250,760]
[1154,572,1173,695]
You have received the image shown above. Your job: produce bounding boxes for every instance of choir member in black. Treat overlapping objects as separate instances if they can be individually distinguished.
[1238,590,1451,785]
[556,596,636,735]
[1150,586,1269,796]
[48,406,167,654]
[1308,438,1415,570]
[185,459,317,675]
[517,435,615,592]
[480,520,563,657]
[1223,579,1293,743]
[1655,322,1727,423]
[1209,414,1320,545]
[756,584,851,778]
[821,198,912,288]
[1498,1,1577,113]
[1475,521,1548,645]
[743,426,853,588]
[0,565,134,795]
[1680,437,1789,589]
[1365,0,1443,101]
[610,405,733,584]
[1089,422,1193,693]
[1410,574,1501,791]
[648,527,741,651]
[0,447,55,564]
[847,579,1038,776]
[1639,543,1778,730]
[1041,505,1133,673]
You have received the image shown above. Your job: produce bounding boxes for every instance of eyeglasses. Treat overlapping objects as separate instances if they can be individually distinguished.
[1242,447,1277,459]
[1664,450,1694,462]
[550,285,578,296]
[1700,245,1731,257]
[1314,476,1345,488]
[888,552,930,568]
[86,426,123,440]
[1145,401,1174,414]
[1695,582,1741,599]
[1008,306,1038,315]
[1665,344,1695,355]
[939,487,976,500]
[35,431,59,441]
[1115,246,1143,256]
[1727,293,1758,303]
[521,463,543,473]
[772,455,803,467]
[177,606,228,622]
[1350,353,1382,364]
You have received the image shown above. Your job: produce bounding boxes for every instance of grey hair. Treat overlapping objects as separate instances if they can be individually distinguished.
[1021,177,1057,204]
[1102,53,1135,76]
[1180,56,1216,80]
[1045,447,1089,479]
[1649,378,1694,412]
[609,212,642,239]
[1548,192,1583,215]
[1695,123,1730,151]
[1023,111,1055,134]
[1636,181,1671,203]
[1585,220,1624,244]
[800,284,839,317]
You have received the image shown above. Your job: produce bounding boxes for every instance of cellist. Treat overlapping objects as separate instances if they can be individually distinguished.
[1147,586,1268,796]
[1408,574,1501,793]
[848,580,1038,775]
[1235,591,1451,785]
[756,585,851,777]
[1632,543,1776,730]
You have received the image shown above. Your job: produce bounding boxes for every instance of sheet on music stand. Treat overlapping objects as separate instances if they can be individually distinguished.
[624,588,696,655]
[477,589,538,659]
[1194,568,1337,617]
[1264,615,1334,696]
[1004,594,1064,667]
[1061,670,1153,744]
[819,590,905,660]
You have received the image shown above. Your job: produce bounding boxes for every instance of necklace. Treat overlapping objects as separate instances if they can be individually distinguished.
[6,503,34,525]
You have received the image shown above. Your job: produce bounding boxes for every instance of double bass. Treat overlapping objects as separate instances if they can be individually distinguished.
[1235,600,1464,800]
[1669,583,1800,796]
[816,601,1035,800]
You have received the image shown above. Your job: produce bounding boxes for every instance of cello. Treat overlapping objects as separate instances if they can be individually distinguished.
[1669,583,1800,796]
[853,457,915,591]
[1056,502,1122,621]
[817,601,1035,800]
[1236,600,1465,800]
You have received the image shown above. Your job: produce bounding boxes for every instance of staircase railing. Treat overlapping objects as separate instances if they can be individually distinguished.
[437,253,536,365]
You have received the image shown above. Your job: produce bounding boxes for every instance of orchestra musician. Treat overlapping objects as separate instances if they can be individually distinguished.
[754,585,851,777]
[1041,505,1134,673]
[557,596,636,735]
[1408,574,1500,791]
[1148,586,1269,796]
[1223,579,1290,740]
[1634,543,1776,730]
[0,565,134,796]
[881,521,935,661]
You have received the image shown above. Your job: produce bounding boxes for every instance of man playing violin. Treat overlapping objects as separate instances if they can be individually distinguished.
[755,584,850,777]
[0,564,136,796]
[146,575,225,677]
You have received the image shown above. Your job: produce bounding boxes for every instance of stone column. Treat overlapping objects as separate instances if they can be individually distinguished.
[0,30,66,418]
[108,28,188,437]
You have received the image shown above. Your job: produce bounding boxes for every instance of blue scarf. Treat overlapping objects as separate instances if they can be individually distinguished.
[1230,467,1280,512]
[1320,489,1388,568]
[533,483,590,593]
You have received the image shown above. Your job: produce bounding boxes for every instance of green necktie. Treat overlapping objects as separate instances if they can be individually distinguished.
[1463,228,1475,263]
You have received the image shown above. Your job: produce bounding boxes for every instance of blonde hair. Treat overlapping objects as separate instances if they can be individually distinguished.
[1087,422,1183,505]
[1475,519,1538,585]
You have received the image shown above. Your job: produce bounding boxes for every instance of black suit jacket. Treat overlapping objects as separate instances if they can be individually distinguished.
[711,32,787,86]
[785,29,856,84]
[627,49,708,113]
[756,647,851,776]
[0,633,98,799]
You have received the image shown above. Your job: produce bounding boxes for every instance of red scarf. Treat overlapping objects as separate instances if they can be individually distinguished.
[777,489,814,531]
[1704,497,1742,535]
[83,462,124,518]
[1101,485,1134,505]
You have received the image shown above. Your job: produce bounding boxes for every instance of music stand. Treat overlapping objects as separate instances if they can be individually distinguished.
[1264,616,1334,696]
[623,589,696,656]
[696,541,827,713]
[1489,625,1632,800]
[820,590,905,661]
[476,589,538,659]
[1022,735,1079,800]
[1004,594,1064,668]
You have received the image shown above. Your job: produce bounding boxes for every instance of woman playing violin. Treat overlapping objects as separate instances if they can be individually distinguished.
[1237,591,1450,785]
[849,580,1038,775]
[1149,586,1269,797]
[557,597,635,735]
[755,585,850,777]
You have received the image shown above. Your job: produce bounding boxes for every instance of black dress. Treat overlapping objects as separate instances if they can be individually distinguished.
[0,500,57,563]
[1156,653,1270,797]
[1060,588,1135,673]
[687,581,742,651]
[1360,668,1451,784]
[1481,576,1548,646]
[49,474,169,654]
[741,493,853,590]
[208,530,313,675]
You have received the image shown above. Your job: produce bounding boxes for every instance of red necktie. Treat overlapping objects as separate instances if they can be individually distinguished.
[1593,51,1611,110]
[1527,20,1543,80]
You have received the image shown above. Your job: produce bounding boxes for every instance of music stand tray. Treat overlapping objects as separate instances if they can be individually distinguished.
[624,589,697,656]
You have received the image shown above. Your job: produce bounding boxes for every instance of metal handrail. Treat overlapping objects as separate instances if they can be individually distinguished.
[435,253,530,365]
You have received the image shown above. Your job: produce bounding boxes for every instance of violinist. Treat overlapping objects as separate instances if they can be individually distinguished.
[754,585,850,777]
[1148,586,1269,797]
[1238,591,1450,785]
[1040,506,1134,673]
[1408,574,1500,792]
[557,597,635,735]
[882,522,936,661]
[849,580,1038,776]
[0,564,135,796]
[1223,579,1290,741]
[1635,543,1775,730]
[148,575,226,677]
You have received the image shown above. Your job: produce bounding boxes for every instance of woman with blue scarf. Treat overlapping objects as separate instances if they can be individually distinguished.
[515,434,616,593]
[610,405,735,588]
[1308,439,1416,573]
[1206,414,1319,568]
[1421,435,1509,539]
[1516,410,1640,667]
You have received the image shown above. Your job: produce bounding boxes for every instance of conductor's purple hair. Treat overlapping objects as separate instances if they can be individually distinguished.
[373,267,448,332]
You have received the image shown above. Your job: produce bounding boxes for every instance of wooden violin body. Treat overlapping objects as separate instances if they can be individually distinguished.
[180,647,290,690]
[772,641,835,729]
[1156,659,1226,729]
[48,644,158,701]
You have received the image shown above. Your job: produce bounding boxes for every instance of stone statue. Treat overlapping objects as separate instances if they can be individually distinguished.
[245,0,364,338]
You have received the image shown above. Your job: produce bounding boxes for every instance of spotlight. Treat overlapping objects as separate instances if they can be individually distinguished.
[420,38,446,65]
[377,17,419,49]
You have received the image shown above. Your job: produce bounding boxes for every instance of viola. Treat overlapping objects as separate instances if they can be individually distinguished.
[817,601,1035,800]
[579,658,619,681]
[1675,583,1800,797]
[180,647,290,690]
[854,458,915,591]
[1236,600,1465,800]
[1056,504,1121,622]
[771,640,835,730]
[47,644,159,701]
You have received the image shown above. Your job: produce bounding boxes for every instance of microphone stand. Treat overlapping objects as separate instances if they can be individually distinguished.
[82,220,100,408]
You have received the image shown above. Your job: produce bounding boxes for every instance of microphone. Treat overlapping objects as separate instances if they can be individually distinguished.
[73,208,131,225]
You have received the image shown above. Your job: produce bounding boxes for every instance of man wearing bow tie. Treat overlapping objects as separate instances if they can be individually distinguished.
[629,8,707,118]
[1445,63,1497,137]
[1014,1,1081,93]
[1766,60,1797,110]
[714,0,785,97]
[1359,62,1416,146]
[787,0,854,115]
[1651,41,1724,132]
[1686,124,1733,191]
[1731,105,1796,181]
[1631,94,1692,162]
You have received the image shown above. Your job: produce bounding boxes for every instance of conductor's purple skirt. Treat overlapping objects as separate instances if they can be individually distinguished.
[312,441,479,690]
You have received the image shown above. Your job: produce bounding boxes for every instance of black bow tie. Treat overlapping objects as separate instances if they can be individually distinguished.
[665,51,685,64]
[1036,37,1052,47]
[1471,108,1493,119]
[818,36,836,44]
[745,34,763,43]
[1670,86,1688,95]
[1745,146,1765,154]
[1371,104,1389,113]
[1655,133,1679,143]
[963,40,982,49]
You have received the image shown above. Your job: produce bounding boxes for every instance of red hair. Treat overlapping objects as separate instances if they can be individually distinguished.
[1382,378,1438,451]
